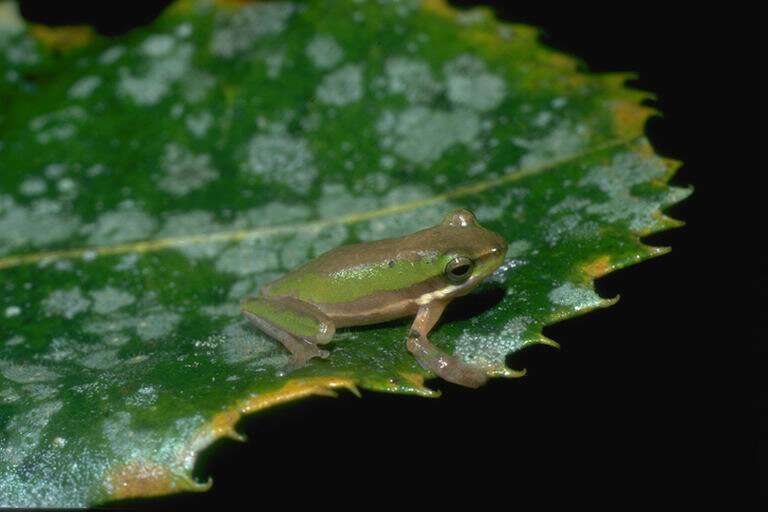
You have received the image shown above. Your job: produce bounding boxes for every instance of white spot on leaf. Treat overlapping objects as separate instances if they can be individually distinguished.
[84,207,157,245]
[18,178,47,196]
[317,183,377,218]
[234,202,312,229]
[548,282,603,311]
[29,107,84,144]
[316,64,364,106]
[215,239,280,276]
[136,311,181,341]
[117,43,193,106]
[0,196,80,254]
[2,400,63,465]
[185,112,214,138]
[5,335,24,347]
[356,205,447,241]
[218,323,274,364]
[68,75,102,99]
[140,34,176,57]
[210,2,295,58]
[385,56,441,103]
[455,316,534,366]
[579,152,668,231]
[91,287,136,315]
[514,122,590,169]
[443,54,506,112]
[126,385,158,407]
[159,211,224,260]
[305,34,343,69]
[78,349,121,370]
[264,49,286,79]
[99,45,125,65]
[159,143,219,195]
[377,106,480,165]
[43,287,91,319]
[242,134,317,194]
[506,240,531,258]
[0,361,59,384]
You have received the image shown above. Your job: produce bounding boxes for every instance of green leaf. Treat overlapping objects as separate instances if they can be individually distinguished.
[0,0,690,506]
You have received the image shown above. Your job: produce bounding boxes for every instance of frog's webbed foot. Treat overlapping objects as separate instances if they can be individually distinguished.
[406,332,487,389]
[290,338,329,367]
[282,342,329,374]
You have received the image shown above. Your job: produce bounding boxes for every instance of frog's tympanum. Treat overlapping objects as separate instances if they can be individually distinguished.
[242,209,507,388]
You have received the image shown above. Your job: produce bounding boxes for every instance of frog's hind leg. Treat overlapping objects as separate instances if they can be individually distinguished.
[242,296,335,367]
[244,312,327,366]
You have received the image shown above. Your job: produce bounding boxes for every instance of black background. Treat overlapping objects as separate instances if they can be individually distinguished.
[14,0,753,508]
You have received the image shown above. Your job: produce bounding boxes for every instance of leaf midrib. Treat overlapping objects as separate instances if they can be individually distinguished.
[0,135,639,271]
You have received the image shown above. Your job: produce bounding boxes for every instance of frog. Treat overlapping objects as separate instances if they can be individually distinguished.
[241,208,508,388]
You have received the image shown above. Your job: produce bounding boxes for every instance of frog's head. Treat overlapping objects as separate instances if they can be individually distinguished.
[427,208,508,300]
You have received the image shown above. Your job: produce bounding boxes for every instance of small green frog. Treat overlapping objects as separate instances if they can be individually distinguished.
[241,208,507,388]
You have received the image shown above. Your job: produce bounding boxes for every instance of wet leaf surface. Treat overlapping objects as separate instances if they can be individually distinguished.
[0,0,689,506]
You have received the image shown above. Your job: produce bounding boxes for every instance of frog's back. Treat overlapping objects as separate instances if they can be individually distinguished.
[261,231,448,324]
[262,234,424,300]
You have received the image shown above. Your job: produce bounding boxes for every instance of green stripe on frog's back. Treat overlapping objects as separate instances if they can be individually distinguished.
[265,255,444,305]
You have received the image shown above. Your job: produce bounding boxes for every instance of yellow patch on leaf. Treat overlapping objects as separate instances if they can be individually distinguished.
[106,460,210,501]
[215,0,257,8]
[30,24,94,52]
[180,377,360,465]
[612,99,655,138]
[582,255,612,278]
[421,0,456,19]
[394,372,441,397]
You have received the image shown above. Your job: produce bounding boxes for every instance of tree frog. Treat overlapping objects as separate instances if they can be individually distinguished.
[241,209,507,388]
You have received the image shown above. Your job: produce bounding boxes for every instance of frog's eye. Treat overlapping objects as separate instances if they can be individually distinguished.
[445,256,474,283]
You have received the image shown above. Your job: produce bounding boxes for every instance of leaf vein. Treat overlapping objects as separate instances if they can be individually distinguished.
[0,136,639,271]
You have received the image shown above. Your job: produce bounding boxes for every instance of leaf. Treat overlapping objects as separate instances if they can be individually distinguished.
[0,0,690,506]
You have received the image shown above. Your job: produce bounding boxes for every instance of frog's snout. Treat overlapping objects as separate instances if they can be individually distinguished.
[491,234,508,258]
[486,236,508,271]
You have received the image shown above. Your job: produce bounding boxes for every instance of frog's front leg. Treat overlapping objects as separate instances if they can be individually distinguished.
[242,295,335,367]
[405,300,488,388]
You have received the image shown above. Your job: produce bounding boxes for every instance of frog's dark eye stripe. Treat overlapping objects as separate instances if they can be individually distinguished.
[445,256,473,283]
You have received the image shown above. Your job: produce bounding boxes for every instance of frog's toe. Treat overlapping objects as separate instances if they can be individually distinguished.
[439,362,487,388]
[291,343,329,367]
[303,341,329,360]
[454,365,488,388]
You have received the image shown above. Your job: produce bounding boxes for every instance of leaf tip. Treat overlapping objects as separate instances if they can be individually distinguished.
[347,383,363,398]
[649,245,672,257]
[537,335,561,350]
[499,366,527,378]
[390,372,442,397]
